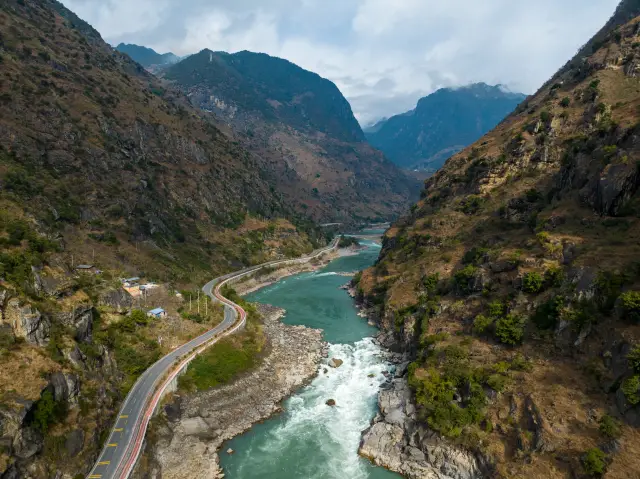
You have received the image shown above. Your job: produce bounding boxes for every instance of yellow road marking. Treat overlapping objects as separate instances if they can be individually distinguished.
[107,443,118,447]
[114,428,123,432]
[89,475,102,478]
[119,415,128,418]
[98,461,110,465]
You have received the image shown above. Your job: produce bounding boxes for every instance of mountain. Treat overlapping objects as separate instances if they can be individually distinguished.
[366,83,527,172]
[115,43,180,68]
[357,1,640,477]
[0,1,332,476]
[162,49,421,222]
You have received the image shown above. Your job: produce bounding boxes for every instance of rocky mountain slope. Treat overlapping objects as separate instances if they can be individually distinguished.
[162,50,421,222]
[0,0,330,477]
[366,84,526,173]
[115,43,180,69]
[358,1,640,477]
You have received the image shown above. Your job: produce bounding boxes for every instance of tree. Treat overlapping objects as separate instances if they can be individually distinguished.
[495,314,525,345]
[582,448,607,476]
[522,272,544,294]
[130,309,149,325]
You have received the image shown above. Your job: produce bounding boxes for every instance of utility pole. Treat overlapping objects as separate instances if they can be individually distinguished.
[205,297,207,317]
[197,291,200,315]
[189,294,192,312]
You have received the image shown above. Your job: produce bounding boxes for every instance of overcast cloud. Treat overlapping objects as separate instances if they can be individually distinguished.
[62,0,620,125]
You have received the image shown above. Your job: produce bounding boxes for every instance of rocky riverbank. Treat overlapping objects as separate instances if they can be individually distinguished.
[137,304,326,479]
[352,277,492,479]
[359,374,490,479]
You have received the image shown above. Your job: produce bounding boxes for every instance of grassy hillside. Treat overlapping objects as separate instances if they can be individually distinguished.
[360,2,640,477]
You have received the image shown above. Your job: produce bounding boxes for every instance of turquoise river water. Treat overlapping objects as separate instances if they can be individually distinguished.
[219,238,401,479]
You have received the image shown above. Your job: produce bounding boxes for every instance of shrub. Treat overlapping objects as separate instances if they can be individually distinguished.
[522,272,544,293]
[532,295,564,330]
[582,448,607,476]
[487,300,506,318]
[540,111,552,123]
[619,291,640,322]
[598,414,621,439]
[560,97,571,107]
[544,266,564,287]
[462,247,488,265]
[130,309,149,326]
[473,315,493,334]
[486,374,508,392]
[454,265,478,295]
[495,314,525,345]
[459,195,485,215]
[422,273,440,294]
[510,354,532,372]
[627,345,640,373]
[33,390,67,433]
[622,375,640,405]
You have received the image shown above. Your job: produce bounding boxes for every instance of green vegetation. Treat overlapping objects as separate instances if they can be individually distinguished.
[459,195,485,215]
[408,354,486,439]
[532,295,564,330]
[522,272,544,293]
[473,315,493,335]
[622,375,640,405]
[495,314,525,345]
[619,291,640,322]
[453,265,478,295]
[627,345,640,373]
[544,266,565,287]
[560,97,571,107]
[582,448,607,476]
[32,390,67,433]
[337,235,360,248]
[179,287,264,392]
[598,414,622,439]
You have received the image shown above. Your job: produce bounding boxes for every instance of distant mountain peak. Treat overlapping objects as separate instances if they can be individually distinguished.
[115,43,180,68]
[367,83,526,171]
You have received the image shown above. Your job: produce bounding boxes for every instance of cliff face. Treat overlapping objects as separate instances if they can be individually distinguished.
[359,2,640,477]
[163,50,421,223]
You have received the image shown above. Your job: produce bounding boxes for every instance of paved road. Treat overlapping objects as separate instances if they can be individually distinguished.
[86,239,338,479]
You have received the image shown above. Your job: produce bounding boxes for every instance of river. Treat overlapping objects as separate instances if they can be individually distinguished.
[219,238,400,479]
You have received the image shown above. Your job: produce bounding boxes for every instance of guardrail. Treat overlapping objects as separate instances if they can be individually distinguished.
[93,238,339,479]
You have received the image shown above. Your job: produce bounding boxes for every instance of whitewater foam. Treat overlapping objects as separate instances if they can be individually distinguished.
[230,338,391,479]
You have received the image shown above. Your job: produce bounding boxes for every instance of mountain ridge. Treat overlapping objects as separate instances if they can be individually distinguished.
[358,1,640,477]
[162,48,420,222]
[366,83,526,172]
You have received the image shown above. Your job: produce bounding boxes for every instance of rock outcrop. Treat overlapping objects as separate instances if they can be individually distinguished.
[359,377,489,479]
[140,304,326,479]
[3,299,50,346]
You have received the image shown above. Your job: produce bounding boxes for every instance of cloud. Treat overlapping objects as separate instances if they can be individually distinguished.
[61,0,620,124]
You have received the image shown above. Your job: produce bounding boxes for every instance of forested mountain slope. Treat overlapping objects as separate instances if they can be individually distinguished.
[359,1,640,477]
[163,50,421,223]
[0,1,324,476]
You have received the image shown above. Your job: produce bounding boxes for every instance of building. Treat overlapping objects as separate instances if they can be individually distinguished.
[122,277,140,287]
[147,307,167,319]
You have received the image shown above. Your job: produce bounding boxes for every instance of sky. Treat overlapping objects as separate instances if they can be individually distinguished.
[62,0,620,125]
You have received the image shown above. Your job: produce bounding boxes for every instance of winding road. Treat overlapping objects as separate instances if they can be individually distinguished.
[86,238,338,479]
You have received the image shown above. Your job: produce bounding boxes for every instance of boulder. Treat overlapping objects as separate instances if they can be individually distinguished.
[13,427,43,459]
[98,288,133,314]
[181,417,212,438]
[56,305,93,342]
[325,399,336,406]
[4,299,50,346]
[65,429,84,457]
[226,448,234,455]
[328,358,343,368]
[48,372,81,404]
